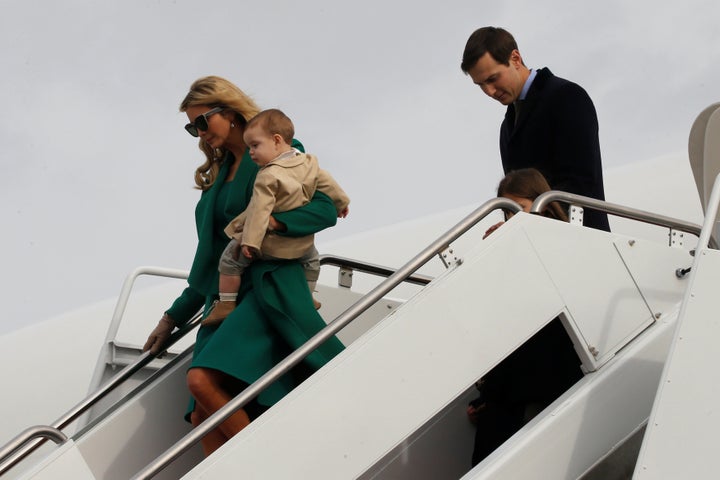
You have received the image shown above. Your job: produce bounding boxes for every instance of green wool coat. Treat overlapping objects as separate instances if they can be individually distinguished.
[166,141,345,409]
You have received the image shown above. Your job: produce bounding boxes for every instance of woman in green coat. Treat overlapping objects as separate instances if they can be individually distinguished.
[143,76,345,456]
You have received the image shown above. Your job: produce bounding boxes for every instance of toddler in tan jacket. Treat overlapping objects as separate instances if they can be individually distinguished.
[203,109,350,326]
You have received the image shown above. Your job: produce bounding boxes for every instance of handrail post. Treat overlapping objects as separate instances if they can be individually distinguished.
[87,267,190,395]
[104,267,191,343]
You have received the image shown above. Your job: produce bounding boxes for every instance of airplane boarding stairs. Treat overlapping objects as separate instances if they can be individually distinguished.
[0,194,705,479]
[632,172,720,478]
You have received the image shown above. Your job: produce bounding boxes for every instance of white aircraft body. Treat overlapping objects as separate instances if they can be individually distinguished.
[1,105,719,479]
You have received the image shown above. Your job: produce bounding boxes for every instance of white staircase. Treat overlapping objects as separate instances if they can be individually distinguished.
[179,213,692,479]
[2,196,702,480]
[633,175,720,478]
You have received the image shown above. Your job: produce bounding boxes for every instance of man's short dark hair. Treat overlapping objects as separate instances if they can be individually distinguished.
[461,26,518,73]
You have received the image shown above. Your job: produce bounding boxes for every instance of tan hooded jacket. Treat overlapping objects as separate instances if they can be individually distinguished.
[224,151,350,258]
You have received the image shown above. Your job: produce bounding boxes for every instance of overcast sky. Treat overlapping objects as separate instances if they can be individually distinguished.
[1,0,718,334]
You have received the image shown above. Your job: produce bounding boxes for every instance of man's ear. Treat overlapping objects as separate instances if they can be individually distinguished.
[510,49,524,68]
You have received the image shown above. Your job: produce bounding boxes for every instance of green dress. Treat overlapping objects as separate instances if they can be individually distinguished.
[165,142,345,412]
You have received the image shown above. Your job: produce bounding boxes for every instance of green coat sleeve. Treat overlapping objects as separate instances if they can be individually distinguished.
[273,190,338,237]
[165,286,205,327]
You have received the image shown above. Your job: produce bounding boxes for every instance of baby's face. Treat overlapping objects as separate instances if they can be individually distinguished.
[243,126,277,166]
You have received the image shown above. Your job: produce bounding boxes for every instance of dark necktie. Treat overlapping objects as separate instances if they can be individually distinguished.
[514,100,524,127]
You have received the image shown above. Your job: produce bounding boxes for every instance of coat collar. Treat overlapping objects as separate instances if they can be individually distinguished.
[504,67,554,134]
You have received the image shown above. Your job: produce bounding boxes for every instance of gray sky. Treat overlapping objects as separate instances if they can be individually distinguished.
[1,0,719,334]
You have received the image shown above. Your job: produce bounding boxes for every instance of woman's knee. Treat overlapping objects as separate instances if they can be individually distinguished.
[187,368,216,398]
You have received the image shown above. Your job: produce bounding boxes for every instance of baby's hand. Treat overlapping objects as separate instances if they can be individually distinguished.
[339,206,349,218]
[241,245,257,259]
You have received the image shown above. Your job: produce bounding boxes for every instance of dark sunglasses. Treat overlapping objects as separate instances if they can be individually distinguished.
[185,107,224,137]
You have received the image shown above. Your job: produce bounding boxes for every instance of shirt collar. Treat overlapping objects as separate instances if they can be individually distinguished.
[518,68,537,100]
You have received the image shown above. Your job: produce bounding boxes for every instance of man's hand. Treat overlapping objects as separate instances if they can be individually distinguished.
[338,206,349,218]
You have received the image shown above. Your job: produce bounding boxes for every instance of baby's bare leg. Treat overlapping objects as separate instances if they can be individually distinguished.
[218,273,241,298]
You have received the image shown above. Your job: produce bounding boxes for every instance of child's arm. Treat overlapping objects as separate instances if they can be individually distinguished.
[316,168,350,216]
[269,138,338,236]
[272,190,338,237]
[241,171,279,252]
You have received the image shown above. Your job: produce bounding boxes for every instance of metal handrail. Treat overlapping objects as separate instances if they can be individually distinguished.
[8,187,705,477]
[83,267,192,408]
[319,254,433,286]
[0,255,440,476]
[98,266,192,367]
[0,313,203,476]
[0,426,67,470]
[697,173,720,250]
[131,197,522,479]
[531,190,718,248]
[72,343,197,437]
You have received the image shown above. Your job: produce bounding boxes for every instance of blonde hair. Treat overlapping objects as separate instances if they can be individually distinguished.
[180,76,261,190]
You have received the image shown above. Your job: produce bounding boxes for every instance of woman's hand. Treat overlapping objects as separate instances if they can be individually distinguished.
[143,314,175,355]
[338,206,349,218]
[268,215,287,232]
